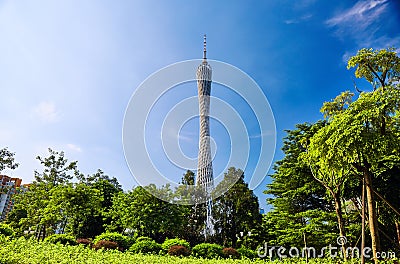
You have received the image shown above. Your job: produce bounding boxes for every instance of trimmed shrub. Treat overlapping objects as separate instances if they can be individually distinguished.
[237,246,257,259]
[93,240,118,250]
[129,239,162,254]
[93,232,131,250]
[192,243,223,259]
[0,223,14,237]
[135,236,153,243]
[222,247,240,259]
[76,238,92,246]
[44,234,77,246]
[161,238,190,253]
[168,245,191,257]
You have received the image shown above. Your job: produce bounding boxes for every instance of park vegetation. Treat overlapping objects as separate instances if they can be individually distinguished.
[0,47,399,263]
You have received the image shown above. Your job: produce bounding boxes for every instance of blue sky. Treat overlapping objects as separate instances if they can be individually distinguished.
[0,0,399,210]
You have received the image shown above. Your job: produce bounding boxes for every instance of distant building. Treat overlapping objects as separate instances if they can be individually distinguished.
[0,175,23,221]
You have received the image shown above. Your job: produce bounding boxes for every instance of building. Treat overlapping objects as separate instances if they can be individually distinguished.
[196,35,214,238]
[0,175,22,221]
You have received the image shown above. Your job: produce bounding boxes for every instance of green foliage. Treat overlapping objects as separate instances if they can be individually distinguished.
[34,148,78,186]
[162,238,191,252]
[347,47,400,88]
[264,123,339,249]
[192,243,223,259]
[77,169,123,238]
[320,91,354,119]
[0,234,8,243]
[7,148,122,241]
[222,247,240,259]
[107,185,186,240]
[93,232,131,250]
[129,239,162,254]
[135,236,153,242]
[212,167,263,248]
[93,240,118,250]
[0,223,15,237]
[167,245,191,257]
[0,147,19,172]
[44,234,77,245]
[237,246,257,259]
[1,237,398,263]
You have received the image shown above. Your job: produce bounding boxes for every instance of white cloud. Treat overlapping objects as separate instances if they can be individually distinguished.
[326,0,388,28]
[249,130,275,139]
[325,0,394,49]
[285,14,313,25]
[67,143,82,153]
[33,101,59,123]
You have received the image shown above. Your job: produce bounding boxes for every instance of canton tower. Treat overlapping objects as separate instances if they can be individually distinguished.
[196,35,214,238]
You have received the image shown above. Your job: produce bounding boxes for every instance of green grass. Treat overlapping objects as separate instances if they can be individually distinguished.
[0,237,397,264]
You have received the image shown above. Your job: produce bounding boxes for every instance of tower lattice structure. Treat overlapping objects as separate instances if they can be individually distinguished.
[196,35,214,238]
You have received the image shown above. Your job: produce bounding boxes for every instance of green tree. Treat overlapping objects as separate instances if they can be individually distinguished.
[301,111,358,260]
[212,167,262,249]
[0,147,18,172]
[78,169,123,238]
[34,148,79,187]
[307,47,400,262]
[108,185,185,242]
[264,124,339,250]
[177,170,206,246]
[47,183,103,238]
[347,47,400,90]
[9,149,79,240]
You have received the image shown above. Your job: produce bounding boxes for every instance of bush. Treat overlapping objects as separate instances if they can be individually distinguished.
[129,239,162,254]
[222,247,240,259]
[93,240,118,250]
[161,238,191,253]
[0,234,8,243]
[192,243,223,259]
[237,246,257,259]
[135,236,153,243]
[93,232,131,250]
[44,234,77,246]
[0,223,14,237]
[76,238,92,246]
[168,245,191,257]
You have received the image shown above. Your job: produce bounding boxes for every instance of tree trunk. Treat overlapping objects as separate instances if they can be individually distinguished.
[333,192,347,261]
[361,177,366,264]
[364,169,380,263]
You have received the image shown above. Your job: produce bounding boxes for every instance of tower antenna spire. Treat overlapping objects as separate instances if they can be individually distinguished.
[203,34,207,61]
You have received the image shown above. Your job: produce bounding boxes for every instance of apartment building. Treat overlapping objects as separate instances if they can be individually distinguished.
[0,175,22,221]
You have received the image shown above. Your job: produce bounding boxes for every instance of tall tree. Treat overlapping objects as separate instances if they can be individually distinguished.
[0,147,18,172]
[212,167,262,248]
[108,184,185,242]
[11,148,79,240]
[78,169,123,237]
[302,99,358,260]
[47,183,103,238]
[347,47,400,90]
[34,148,79,187]
[307,47,400,262]
[177,170,206,246]
[265,124,339,250]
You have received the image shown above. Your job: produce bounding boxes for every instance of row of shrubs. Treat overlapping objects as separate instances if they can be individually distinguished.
[0,224,257,259]
[43,233,257,259]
